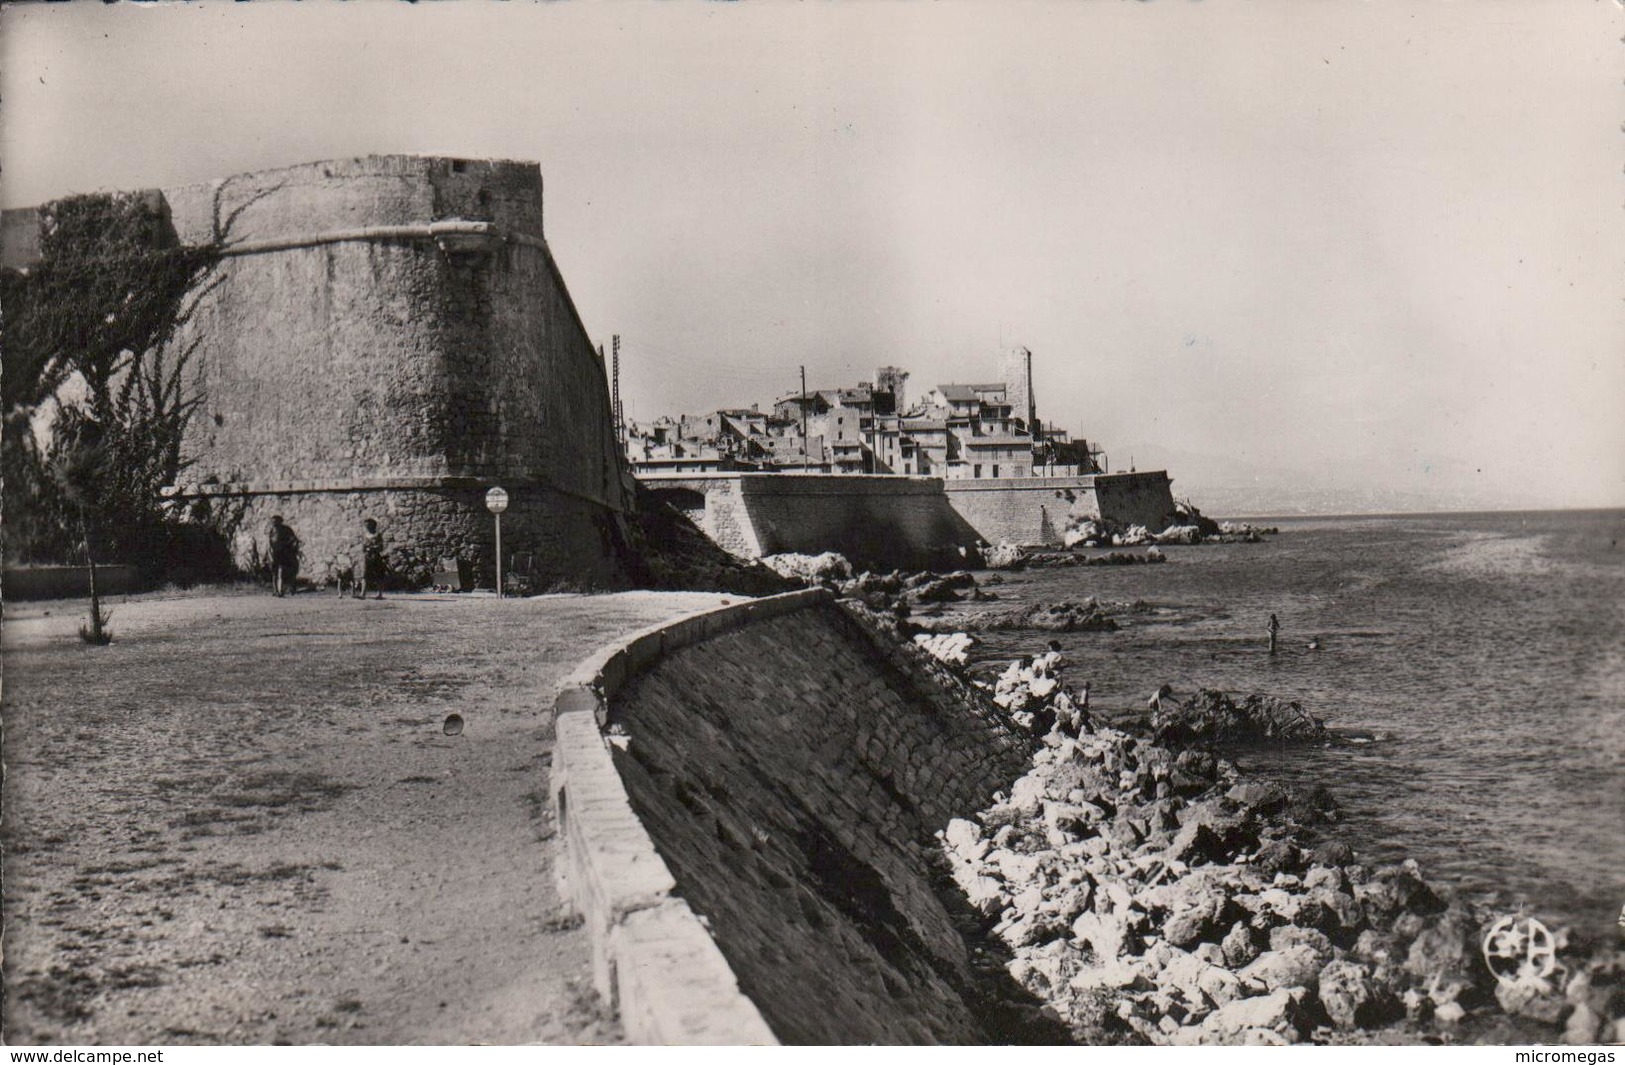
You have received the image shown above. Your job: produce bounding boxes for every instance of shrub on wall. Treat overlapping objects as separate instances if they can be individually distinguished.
[1,192,233,576]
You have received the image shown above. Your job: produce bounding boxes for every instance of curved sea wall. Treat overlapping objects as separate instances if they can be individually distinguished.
[551,589,1036,1043]
[551,589,1624,1045]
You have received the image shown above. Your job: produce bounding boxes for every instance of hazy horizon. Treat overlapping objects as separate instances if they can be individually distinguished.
[4,1,1620,516]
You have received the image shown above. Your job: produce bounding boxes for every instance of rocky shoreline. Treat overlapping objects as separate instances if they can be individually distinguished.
[1060,501,1278,550]
[911,640,1623,1046]
[760,547,1621,1046]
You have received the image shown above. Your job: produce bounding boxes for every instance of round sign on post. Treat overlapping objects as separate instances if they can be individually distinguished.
[485,487,508,597]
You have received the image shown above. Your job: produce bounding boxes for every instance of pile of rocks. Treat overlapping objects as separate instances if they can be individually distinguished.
[913,631,977,667]
[983,541,1027,570]
[1211,522,1278,544]
[1151,690,1333,746]
[901,571,993,604]
[987,539,1160,569]
[761,551,854,584]
[767,544,1168,589]
[912,600,1121,635]
[1115,524,1153,548]
[1074,520,1206,548]
[1024,548,1167,569]
[929,649,1623,1045]
[765,552,1003,609]
[1057,501,1272,550]
[911,635,1093,732]
[1154,525,1203,546]
[983,651,1086,732]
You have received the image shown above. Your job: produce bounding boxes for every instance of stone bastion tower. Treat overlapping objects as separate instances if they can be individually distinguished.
[16,156,634,587]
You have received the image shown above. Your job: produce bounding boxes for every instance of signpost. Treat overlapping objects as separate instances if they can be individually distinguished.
[485,487,509,598]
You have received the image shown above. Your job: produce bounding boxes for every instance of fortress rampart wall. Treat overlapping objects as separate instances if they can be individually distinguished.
[642,473,983,570]
[943,470,1177,546]
[6,156,632,587]
[641,470,1178,564]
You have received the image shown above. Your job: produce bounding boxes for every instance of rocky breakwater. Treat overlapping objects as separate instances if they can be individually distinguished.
[1150,690,1333,746]
[1013,549,1168,570]
[763,553,999,608]
[761,552,1152,637]
[1056,499,1277,550]
[913,644,1624,1045]
[913,601,1123,636]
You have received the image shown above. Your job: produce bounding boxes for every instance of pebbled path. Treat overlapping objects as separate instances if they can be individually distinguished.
[2,588,729,1045]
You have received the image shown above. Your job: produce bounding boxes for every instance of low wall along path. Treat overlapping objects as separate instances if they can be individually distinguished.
[550,590,1039,1044]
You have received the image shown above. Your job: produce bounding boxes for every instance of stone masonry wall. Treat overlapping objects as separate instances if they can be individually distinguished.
[607,601,1034,1043]
[739,475,984,569]
[9,156,631,586]
[1090,471,1181,531]
[698,477,763,559]
[196,481,624,589]
[944,471,1177,546]
[640,471,1177,562]
[640,473,982,570]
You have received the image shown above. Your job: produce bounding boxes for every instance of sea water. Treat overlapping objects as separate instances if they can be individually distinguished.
[958,509,1625,937]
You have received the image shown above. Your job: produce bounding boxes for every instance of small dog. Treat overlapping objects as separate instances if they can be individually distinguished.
[326,554,357,598]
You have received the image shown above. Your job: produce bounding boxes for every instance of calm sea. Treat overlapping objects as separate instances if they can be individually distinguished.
[958,509,1625,937]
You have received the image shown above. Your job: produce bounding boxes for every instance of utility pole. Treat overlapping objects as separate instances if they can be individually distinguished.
[611,334,623,445]
[800,364,809,471]
[598,342,607,414]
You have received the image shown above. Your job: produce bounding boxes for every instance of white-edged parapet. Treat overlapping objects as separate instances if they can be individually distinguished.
[549,588,829,1045]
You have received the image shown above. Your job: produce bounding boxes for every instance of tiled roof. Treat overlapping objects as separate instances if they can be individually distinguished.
[936,382,1008,401]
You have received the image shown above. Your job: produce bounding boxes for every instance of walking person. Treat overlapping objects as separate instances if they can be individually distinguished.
[268,515,301,597]
[1268,613,1281,655]
[358,517,387,600]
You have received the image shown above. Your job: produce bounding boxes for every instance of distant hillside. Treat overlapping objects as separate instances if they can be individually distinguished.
[1119,444,1527,520]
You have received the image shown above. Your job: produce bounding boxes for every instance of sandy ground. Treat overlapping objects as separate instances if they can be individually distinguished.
[1,587,731,1045]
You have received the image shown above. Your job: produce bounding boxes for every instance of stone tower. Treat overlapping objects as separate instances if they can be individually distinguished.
[875,366,909,414]
[1001,345,1036,434]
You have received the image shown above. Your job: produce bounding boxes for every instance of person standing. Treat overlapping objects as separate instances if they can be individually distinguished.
[268,516,300,597]
[358,517,387,600]
[1268,613,1281,655]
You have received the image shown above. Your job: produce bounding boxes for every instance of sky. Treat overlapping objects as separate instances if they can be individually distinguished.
[3,1,1620,514]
